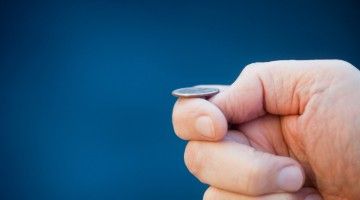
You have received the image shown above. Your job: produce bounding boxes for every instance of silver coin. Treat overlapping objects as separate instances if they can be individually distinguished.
[172,87,219,98]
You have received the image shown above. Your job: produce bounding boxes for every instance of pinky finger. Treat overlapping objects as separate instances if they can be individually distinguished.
[203,187,322,200]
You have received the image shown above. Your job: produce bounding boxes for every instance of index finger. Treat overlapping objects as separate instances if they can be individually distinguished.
[172,85,229,141]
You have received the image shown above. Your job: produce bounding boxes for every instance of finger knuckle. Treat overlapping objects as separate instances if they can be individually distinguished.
[242,63,259,74]
[184,142,207,179]
[277,195,294,200]
[172,104,188,140]
[203,187,218,200]
[332,59,353,68]
[322,59,357,78]
[318,59,355,73]
[204,187,228,200]
[172,122,188,140]
[243,151,271,195]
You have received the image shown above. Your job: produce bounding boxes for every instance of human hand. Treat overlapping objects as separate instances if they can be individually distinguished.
[172,60,360,200]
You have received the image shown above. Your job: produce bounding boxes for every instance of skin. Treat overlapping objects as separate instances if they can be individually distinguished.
[172,60,360,200]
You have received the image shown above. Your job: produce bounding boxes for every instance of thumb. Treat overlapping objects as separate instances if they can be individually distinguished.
[210,59,354,123]
[209,63,265,123]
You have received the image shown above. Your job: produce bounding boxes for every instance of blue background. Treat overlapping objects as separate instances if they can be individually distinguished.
[1,0,359,199]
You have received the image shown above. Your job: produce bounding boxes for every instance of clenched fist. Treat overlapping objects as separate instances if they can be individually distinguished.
[172,60,360,200]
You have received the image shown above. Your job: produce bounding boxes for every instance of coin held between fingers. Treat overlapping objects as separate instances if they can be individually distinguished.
[172,87,220,98]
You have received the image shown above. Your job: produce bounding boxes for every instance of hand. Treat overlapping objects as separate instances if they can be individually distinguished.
[172,60,360,200]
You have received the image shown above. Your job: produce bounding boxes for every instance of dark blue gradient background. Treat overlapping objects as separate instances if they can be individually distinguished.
[0,0,359,199]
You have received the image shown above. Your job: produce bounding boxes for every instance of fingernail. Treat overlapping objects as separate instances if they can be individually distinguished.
[195,116,214,138]
[277,165,303,191]
[305,194,322,200]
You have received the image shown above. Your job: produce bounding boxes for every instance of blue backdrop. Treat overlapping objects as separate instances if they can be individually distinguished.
[1,0,359,199]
